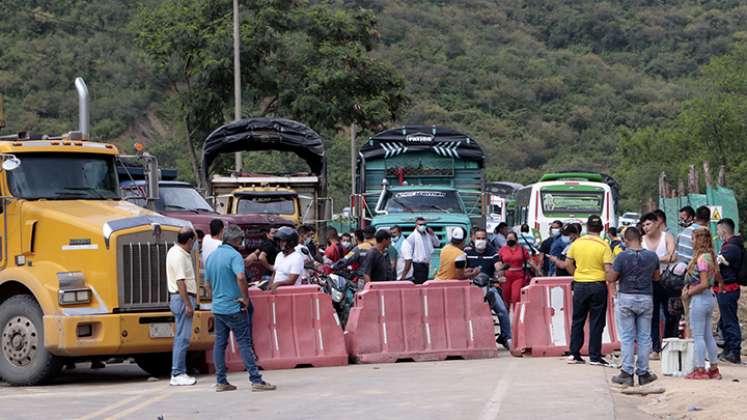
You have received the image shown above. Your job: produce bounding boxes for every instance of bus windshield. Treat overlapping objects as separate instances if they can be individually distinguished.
[541,191,603,214]
[384,190,464,213]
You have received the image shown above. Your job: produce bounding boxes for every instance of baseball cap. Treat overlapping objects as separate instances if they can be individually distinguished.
[450,227,465,241]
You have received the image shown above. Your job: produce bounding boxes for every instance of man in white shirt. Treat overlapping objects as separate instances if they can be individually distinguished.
[270,227,306,288]
[404,217,440,284]
[166,227,198,386]
[201,219,224,267]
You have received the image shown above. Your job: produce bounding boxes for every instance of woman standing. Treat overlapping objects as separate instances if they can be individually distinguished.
[682,229,721,380]
[499,232,539,307]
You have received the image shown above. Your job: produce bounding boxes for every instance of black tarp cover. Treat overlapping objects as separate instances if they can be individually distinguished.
[360,125,484,166]
[202,118,326,175]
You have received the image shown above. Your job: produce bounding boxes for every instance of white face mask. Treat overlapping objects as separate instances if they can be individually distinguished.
[417,225,427,233]
[341,241,352,248]
[550,228,560,237]
[475,239,487,250]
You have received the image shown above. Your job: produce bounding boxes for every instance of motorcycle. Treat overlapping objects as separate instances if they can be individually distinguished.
[307,267,358,328]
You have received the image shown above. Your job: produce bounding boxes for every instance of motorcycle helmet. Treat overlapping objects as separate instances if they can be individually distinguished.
[274,226,299,250]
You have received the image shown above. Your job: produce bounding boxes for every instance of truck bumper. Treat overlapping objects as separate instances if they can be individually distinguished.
[43,310,214,357]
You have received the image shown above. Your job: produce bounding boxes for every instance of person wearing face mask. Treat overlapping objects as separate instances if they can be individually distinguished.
[499,232,540,307]
[404,217,440,284]
[548,224,579,276]
[390,225,414,281]
[340,232,353,254]
[166,227,199,386]
[679,205,695,229]
[323,227,345,264]
[540,221,563,275]
[271,227,307,288]
[465,229,512,348]
[715,218,743,364]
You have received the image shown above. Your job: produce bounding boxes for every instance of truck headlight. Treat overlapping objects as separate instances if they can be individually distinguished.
[58,288,92,305]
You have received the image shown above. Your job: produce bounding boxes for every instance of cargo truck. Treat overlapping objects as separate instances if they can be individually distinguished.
[0,79,213,385]
[202,118,330,233]
[353,126,485,278]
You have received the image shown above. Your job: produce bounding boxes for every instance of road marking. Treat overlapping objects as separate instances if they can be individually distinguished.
[103,391,173,420]
[75,393,147,420]
[477,359,516,420]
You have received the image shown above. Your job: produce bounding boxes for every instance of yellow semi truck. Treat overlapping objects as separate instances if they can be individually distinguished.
[0,79,213,385]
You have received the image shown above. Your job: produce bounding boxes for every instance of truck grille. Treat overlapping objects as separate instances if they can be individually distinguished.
[120,242,171,310]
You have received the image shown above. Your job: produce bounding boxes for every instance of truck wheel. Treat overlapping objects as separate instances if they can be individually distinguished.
[135,353,172,377]
[0,295,62,385]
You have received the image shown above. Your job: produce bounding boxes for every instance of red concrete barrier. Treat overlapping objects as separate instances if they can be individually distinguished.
[207,285,348,371]
[510,277,620,357]
[345,280,498,364]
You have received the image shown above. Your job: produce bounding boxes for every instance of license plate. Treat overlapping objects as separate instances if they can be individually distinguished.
[149,322,175,338]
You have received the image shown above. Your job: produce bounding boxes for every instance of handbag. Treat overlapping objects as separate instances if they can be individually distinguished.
[660,263,686,297]
[521,248,535,286]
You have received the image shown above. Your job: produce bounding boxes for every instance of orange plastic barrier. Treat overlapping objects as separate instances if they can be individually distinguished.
[345,280,499,364]
[206,285,348,371]
[510,277,620,357]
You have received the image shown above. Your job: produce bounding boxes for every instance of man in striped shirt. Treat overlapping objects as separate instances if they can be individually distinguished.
[676,206,711,263]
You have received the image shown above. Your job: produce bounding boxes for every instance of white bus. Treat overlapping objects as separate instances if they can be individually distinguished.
[514,172,617,240]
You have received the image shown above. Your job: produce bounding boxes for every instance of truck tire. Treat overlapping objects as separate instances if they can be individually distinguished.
[135,351,206,377]
[135,352,172,378]
[0,295,63,385]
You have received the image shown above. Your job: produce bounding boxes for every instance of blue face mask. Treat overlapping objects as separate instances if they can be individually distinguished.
[560,235,571,244]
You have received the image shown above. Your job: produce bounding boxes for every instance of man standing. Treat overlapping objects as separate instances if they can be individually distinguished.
[677,206,710,263]
[607,227,660,386]
[679,206,695,229]
[404,217,440,284]
[201,219,224,267]
[548,224,580,277]
[435,227,478,281]
[391,226,414,281]
[465,228,512,349]
[540,221,563,275]
[204,224,275,392]
[716,218,743,364]
[255,226,280,280]
[166,227,198,386]
[363,229,393,283]
[566,215,614,366]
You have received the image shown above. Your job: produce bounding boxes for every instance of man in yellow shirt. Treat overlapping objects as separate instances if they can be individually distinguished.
[566,215,614,366]
[435,227,478,281]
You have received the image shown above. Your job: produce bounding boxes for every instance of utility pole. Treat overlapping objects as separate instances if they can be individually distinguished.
[233,0,242,173]
[350,123,356,202]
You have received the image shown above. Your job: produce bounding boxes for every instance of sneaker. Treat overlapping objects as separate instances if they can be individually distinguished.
[638,372,658,386]
[170,373,197,386]
[496,335,511,350]
[611,371,633,387]
[589,358,613,368]
[567,354,585,364]
[708,367,722,380]
[649,352,660,361]
[251,381,277,392]
[685,368,710,380]
[91,361,106,369]
[216,383,237,392]
[721,352,742,364]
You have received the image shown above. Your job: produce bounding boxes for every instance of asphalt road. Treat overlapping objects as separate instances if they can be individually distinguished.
[0,354,651,420]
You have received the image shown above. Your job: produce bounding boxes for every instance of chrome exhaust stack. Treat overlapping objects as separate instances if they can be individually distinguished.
[74,77,90,139]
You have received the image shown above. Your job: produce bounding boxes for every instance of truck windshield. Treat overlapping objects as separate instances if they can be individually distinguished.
[8,153,120,200]
[237,197,295,215]
[541,191,604,214]
[159,187,214,212]
[384,190,464,213]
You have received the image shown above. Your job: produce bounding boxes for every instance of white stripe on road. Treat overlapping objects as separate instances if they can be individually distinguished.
[477,359,516,420]
[103,391,173,420]
[75,392,148,420]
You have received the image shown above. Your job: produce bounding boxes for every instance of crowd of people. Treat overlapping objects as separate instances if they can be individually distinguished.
[166,205,742,389]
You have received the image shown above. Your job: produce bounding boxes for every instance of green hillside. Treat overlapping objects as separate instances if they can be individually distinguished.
[2,0,747,214]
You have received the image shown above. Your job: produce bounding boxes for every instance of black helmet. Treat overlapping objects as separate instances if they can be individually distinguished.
[274,226,299,249]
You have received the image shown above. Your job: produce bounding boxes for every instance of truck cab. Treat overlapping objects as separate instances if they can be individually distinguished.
[215,186,301,226]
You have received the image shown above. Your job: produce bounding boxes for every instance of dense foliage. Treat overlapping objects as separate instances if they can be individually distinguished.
[2,0,747,214]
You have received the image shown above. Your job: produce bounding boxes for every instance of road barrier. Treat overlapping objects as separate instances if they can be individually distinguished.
[206,285,348,371]
[345,280,499,363]
[510,277,620,357]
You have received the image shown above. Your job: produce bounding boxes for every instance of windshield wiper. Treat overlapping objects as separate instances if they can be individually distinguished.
[164,204,199,213]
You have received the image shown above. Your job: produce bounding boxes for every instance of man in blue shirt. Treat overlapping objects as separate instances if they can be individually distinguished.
[205,224,276,392]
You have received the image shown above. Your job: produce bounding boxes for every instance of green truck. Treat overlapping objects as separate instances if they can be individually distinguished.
[353,126,485,277]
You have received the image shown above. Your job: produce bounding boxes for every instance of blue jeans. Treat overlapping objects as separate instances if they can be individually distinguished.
[689,291,719,368]
[716,288,742,356]
[170,294,196,376]
[616,293,653,375]
[213,309,263,385]
[486,287,511,339]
